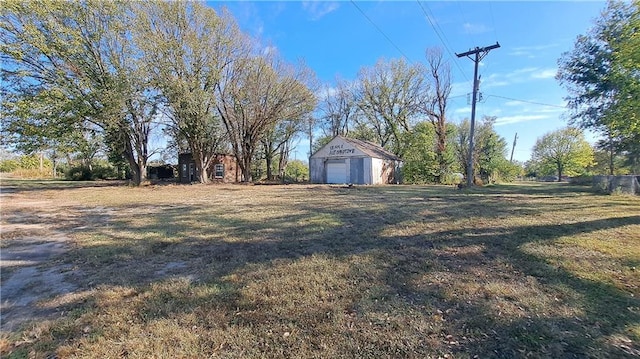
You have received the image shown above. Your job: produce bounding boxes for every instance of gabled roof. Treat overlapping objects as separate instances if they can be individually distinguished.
[314,135,402,161]
[340,136,402,161]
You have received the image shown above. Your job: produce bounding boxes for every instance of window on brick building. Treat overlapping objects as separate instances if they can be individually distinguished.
[214,164,224,178]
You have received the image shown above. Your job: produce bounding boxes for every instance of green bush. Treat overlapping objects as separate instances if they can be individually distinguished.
[65,166,92,181]
[569,175,593,186]
[284,160,309,182]
[19,154,52,169]
[92,164,119,180]
[441,172,464,185]
[0,159,19,172]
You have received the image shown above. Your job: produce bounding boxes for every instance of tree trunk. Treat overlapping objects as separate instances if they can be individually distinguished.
[138,159,147,183]
[241,156,252,183]
[122,134,142,186]
[557,163,563,182]
[126,155,141,185]
[195,154,210,184]
[609,135,615,176]
[265,150,273,181]
[278,141,290,182]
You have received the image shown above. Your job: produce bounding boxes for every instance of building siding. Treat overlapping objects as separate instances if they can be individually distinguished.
[310,136,402,185]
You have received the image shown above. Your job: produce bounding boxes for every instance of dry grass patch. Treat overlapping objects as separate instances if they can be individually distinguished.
[1,180,639,358]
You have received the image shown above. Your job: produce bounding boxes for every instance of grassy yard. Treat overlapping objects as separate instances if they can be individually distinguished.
[1,180,639,358]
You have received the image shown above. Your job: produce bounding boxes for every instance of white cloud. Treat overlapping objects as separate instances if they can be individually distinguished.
[508,43,559,58]
[481,73,511,88]
[462,22,491,35]
[302,1,339,20]
[494,114,549,126]
[481,66,558,89]
[512,44,559,52]
[531,68,557,79]
[453,106,471,115]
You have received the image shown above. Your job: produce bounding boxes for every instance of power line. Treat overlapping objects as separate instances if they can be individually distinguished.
[350,1,412,61]
[455,1,476,49]
[416,0,471,83]
[486,94,566,109]
[480,2,500,81]
[488,2,499,43]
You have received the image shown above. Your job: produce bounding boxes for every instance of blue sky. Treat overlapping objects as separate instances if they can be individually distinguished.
[209,1,607,163]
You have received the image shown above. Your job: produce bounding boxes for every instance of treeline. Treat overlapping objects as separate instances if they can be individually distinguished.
[314,54,520,185]
[556,0,639,175]
[1,1,316,184]
[3,1,639,186]
[1,1,537,185]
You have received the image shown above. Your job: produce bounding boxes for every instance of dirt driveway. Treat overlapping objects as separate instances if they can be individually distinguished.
[1,187,95,333]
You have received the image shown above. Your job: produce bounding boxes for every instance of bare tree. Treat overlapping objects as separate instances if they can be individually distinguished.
[424,48,453,183]
[319,78,359,138]
[216,54,316,182]
[261,117,305,181]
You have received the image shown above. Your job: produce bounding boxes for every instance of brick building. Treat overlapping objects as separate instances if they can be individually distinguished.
[178,153,238,183]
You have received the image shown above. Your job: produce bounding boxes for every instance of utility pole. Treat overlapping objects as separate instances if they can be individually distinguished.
[510,132,518,163]
[456,42,500,187]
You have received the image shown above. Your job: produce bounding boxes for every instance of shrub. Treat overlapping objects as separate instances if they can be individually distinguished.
[0,159,19,173]
[65,166,92,181]
[441,172,464,185]
[19,154,52,170]
[92,164,119,180]
[10,168,53,179]
[569,175,593,186]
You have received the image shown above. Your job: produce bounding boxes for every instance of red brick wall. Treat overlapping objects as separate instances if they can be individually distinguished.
[210,154,238,183]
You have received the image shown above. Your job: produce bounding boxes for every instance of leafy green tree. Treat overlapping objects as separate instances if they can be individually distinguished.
[611,1,640,139]
[1,0,158,185]
[19,154,50,170]
[261,116,307,181]
[453,117,513,184]
[476,120,509,183]
[531,127,595,181]
[0,159,19,173]
[312,135,333,155]
[355,58,428,157]
[401,121,438,184]
[557,0,639,171]
[588,146,631,175]
[347,122,378,144]
[134,1,241,183]
[284,159,309,182]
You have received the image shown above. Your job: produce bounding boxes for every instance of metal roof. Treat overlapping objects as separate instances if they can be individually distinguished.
[314,135,402,161]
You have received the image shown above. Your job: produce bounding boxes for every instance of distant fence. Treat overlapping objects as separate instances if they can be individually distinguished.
[593,175,640,195]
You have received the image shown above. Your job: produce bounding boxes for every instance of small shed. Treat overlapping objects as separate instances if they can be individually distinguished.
[310,136,403,185]
[178,153,238,183]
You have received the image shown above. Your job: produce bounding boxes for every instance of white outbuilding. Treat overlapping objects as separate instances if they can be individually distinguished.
[310,136,403,185]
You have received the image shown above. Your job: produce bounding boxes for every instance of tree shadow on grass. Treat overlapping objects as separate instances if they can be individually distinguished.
[375,215,640,357]
[2,185,639,357]
[0,179,128,194]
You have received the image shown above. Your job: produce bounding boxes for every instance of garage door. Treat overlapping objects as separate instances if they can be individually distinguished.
[326,161,347,184]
